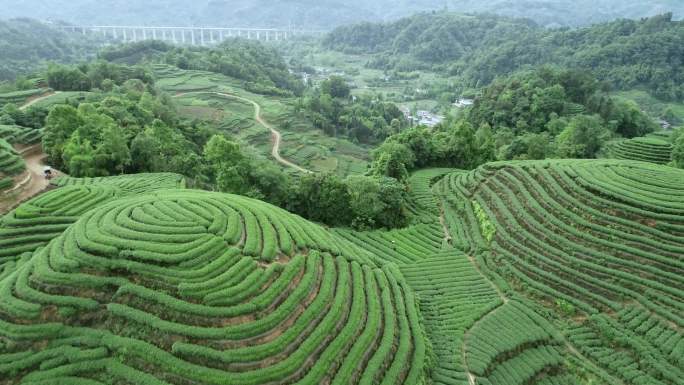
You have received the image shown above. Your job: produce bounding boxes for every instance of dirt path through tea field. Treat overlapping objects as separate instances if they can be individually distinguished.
[174,91,312,173]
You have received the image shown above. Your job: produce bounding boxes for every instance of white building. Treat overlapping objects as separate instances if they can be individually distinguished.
[454,98,474,108]
[658,119,672,130]
[416,111,444,127]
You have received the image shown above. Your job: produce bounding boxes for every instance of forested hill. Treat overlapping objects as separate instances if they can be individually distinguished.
[0,18,101,80]
[100,40,303,96]
[324,12,684,101]
[0,0,681,29]
[323,13,536,60]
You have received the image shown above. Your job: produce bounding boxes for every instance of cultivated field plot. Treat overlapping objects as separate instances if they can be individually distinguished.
[436,159,684,385]
[154,66,371,176]
[293,51,458,106]
[279,130,370,176]
[335,168,586,385]
[176,93,262,134]
[402,250,502,385]
[265,103,370,176]
[28,91,91,109]
[153,64,226,93]
[0,88,48,108]
[605,136,674,164]
[0,175,428,384]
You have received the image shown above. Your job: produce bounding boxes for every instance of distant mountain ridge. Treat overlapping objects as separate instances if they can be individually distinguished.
[0,0,681,29]
[324,12,684,101]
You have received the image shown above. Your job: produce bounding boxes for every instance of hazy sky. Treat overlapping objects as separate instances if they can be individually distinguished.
[0,0,680,28]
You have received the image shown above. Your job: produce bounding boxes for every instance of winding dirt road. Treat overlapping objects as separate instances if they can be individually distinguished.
[0,92,62,213]
[7,143,55,198]
[174,91,312,173]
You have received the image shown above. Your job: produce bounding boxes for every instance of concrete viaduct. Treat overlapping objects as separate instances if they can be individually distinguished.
[57,25,321,45]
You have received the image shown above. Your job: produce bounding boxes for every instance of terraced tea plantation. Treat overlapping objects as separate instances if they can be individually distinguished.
[1,159,682,385]
[0,124,43,193]
[0,174,427,385]
[0,89,48,108]
[0,138,25,191]
[0,125,41,147]
[605,136,674,164]
[436,159,684,385]
[1,173,185,262]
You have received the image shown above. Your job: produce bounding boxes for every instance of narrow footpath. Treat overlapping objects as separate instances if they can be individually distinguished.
[20,90,59,110]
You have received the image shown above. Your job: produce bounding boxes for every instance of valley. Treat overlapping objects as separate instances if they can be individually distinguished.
[0,6,682,385]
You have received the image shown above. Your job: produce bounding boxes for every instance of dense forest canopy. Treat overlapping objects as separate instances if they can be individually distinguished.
[0,0,681,29]
[367,67,661,181]
[163,40,304,96]
[323,13,536,57]
[324,12,684,100]
[297,76,407,144]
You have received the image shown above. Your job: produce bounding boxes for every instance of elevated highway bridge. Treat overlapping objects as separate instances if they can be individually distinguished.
[55,24,323,44]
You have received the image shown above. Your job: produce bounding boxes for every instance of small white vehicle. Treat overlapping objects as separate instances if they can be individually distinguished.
[43,166,53,180]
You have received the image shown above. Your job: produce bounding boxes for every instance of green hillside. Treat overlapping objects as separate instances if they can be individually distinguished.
[0,173,429,384]
[153,64,371,177]
[1,157,683,384]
